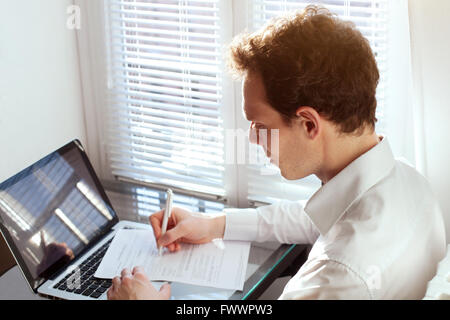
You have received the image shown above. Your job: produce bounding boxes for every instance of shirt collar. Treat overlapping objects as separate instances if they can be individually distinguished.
[304,137,395,236]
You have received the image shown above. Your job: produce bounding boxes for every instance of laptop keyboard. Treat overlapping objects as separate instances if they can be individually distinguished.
[53,238,113,299]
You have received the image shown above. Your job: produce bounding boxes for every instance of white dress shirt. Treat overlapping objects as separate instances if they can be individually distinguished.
[223,137,447,299]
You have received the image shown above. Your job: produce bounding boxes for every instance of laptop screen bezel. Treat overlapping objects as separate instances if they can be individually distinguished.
[0,139,119,292]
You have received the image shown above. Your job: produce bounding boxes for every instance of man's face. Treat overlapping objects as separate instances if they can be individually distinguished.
[242,72,319,180]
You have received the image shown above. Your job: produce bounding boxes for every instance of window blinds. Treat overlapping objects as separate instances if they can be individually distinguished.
[247,0,389,205]
[105,0,226,199]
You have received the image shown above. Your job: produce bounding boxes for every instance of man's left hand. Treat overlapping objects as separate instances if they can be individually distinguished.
[107,266,171,300]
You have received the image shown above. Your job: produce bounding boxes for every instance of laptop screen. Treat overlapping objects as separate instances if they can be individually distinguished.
[0,140,118,291]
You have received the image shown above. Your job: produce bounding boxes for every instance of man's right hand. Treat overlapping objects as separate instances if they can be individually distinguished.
[149,207,225,253]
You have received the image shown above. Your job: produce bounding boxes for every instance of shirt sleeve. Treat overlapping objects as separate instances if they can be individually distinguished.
[223,200,320,244]
[279,259,372,300]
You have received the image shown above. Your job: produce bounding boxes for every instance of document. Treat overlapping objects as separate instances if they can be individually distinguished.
[94,229,251,291]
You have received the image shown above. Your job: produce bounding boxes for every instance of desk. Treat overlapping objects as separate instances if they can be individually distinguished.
[0,180,309,300]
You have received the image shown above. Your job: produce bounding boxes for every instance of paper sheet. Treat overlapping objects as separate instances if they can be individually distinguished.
[94,229,251,291]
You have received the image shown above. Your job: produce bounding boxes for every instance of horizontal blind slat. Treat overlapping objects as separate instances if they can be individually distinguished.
[110,89,220,109]
[111,73,221,93]
[111,33,220,50]
[108,117,224,140]
[108,148,224,178]
[111,25,220,40]
[110,9,220,23]
[107,125,223,149]
[110,66,220,84]
[109,112,222,135]
[109,103,222,126]
[110,49,220,67]
[107,127,223,154]
[111,43,221,58]
[112,0,220,8]
[109,96,220,117]
[112,81,222,101]
[112,56,219,75]
[109,16,220,31]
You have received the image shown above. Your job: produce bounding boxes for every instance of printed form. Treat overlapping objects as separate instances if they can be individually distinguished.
[94,229,251,291]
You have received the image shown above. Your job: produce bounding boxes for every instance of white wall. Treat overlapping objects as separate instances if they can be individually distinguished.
[0,0,86,182]
[409,0,450,241]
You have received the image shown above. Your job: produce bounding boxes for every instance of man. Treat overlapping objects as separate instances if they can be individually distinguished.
[107,5,446,300]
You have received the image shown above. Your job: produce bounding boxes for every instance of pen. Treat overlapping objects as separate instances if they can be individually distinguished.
[159,188,173,256]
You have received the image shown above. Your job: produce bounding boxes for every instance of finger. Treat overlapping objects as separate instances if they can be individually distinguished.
[159,283,171,300]
[158,224,186,247]
[167,243,176,252]
[112,276,121,288]
[168,241,181,252]
[150,210,164,239]
[132,266,144,275]
[151,209,179,239]
[107,287,113,300]
[132,266,149,281]
[121,268,132,279]
[149,209,164,223]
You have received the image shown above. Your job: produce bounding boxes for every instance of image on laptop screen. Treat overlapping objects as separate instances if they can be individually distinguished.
[0,141,117,290]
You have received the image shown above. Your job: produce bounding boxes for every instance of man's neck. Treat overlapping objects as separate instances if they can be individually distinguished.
[317,129,380,184]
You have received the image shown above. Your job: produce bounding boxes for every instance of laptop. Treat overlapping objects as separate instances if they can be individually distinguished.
[0,139,151,300]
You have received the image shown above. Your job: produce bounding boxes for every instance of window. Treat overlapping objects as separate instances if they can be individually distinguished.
[89,0,412,208]
[104,0,226,200]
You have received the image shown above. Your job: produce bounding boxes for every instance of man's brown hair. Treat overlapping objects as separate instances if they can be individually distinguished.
[228,5,380,134]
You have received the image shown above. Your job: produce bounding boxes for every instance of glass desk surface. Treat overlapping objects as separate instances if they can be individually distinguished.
[103,180,309,300]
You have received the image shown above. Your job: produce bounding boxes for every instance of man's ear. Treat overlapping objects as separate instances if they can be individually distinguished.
[295,106,321,139]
